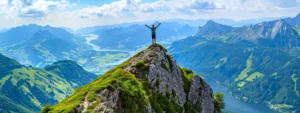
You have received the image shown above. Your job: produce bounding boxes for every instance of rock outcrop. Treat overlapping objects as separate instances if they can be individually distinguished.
[49,44,215,113]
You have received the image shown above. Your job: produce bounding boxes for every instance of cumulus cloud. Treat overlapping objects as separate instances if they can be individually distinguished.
[77,0,140,18]
[0,0,8,5]
[139,0,167,12]
[139,0,223,13]
[266,0,300,8]
[6,0,70,18]
[77,0,225,18]
[1,0,300,29]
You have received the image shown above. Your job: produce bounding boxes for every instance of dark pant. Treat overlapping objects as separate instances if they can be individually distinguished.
[152,34,156,45]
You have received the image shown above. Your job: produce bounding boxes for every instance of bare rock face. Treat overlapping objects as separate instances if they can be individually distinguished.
[188,75,214,113]
[123,45,214,113]
[54,45,215,113]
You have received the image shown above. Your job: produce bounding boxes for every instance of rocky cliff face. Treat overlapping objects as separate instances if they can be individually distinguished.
[50,45,215,113]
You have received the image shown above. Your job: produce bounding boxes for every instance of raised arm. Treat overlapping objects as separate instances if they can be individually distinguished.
[145,24,151,29]
[155,23,161,29]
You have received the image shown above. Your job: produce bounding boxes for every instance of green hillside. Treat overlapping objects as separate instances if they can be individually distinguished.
[0,53,97,113]
[47,45,219,113]
[169,20,300,112]
[0,27,130,75]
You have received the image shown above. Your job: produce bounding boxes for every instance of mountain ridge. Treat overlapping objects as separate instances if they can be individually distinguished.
[169,18,300,112]
[48,44,219,113]
[0,53,97,113]
[284,12,300,28]
[195,20,233,38]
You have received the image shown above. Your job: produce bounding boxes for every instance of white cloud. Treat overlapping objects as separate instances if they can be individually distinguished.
[77,0,140,18]
[6,0,70,17]
[139,0,167,12]
[0,0,300,29]
[0,0,8,5]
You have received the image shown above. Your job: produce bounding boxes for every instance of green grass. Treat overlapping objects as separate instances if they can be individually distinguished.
[50,59,150,113]
[167,54,173,69]
[33,40,56,61]
[283,61,291,68]
[246,72,264,81]
[237,82,246,88]
[161,61,170,71]
[192,41,207,47]
[270,104,295,112]
[147,44,167,53]
[0,64,78,112]
[135,60,150,72]
[179,67,195,94]
[291,73,299,97]
[149,91,183,113]
[293,27,300,36]
[235,54,253,81]
[215,57,227,68]
[49,44,205,113]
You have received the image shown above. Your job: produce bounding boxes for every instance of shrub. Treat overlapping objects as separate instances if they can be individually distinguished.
[40,104,52,113]
[214,92,225,113]
[135,60,150,70]
[161,62,170,71]
[167,54,173,69]
[184,101,196,113]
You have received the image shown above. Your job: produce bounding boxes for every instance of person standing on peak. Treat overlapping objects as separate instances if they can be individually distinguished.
[145,23,161,45]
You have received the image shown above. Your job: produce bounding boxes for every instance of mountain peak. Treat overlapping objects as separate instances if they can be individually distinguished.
[206,20,217,25]
[49,44,216,113]
[283,12,300,27]
[296,12,300,18]
[30,30,56,41]
[195,20,233,37]
[44,60,97,87]
[227,19,300,50]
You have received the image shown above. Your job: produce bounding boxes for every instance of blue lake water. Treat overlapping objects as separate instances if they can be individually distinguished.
[205,78,279,113]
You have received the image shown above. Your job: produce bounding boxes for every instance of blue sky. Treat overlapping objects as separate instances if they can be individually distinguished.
[0,0,300,29]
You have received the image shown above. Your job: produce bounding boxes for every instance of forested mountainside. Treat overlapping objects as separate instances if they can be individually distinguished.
[169,18,300,112]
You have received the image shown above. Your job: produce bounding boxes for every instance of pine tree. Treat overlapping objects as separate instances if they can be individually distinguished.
[214,92,225,113]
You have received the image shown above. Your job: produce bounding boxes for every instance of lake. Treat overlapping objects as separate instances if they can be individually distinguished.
[205,78,279,113]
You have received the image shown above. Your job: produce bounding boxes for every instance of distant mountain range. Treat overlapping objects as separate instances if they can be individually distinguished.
[167,17,284,27]
[0,24,83,66]
[169,14,300,112]
[0,24,131,74]
[285,13,300,28]
[74,16,285,35]
[89,22,197,50]
[0,53,97,113]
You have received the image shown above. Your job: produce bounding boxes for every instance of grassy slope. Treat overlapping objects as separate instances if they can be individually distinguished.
[171,39,300,112]
[293,27,300,36]
[50,44,200,113]
[50,58,150,113]
[0,66,74,112]
[235,53,253,81]
[0,53,96,113]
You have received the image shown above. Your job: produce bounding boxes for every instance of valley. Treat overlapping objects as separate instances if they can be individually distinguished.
[1,0,300,113]
[169,15,300,112]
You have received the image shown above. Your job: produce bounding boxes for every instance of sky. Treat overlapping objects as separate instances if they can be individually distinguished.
[0,0,300,29]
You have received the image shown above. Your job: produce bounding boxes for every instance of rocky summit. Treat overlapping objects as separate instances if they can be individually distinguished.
[48,44,216,113]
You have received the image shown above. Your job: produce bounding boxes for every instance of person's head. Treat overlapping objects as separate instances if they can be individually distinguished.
[152,25,154,27]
